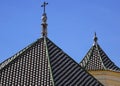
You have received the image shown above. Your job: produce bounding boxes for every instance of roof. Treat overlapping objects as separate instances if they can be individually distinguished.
[0,37,103,86]
[80,33,120,72]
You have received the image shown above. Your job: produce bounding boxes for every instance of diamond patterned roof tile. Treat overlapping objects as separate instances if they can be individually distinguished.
[0,37,103,86]
[80,34,120,72]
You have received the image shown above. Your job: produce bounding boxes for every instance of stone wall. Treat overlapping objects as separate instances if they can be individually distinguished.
[89,70,120,86]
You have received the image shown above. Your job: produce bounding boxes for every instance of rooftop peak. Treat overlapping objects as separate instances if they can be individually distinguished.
[41,2,48,37]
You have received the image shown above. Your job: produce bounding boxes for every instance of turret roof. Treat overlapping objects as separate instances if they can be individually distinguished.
[80,33,120,72]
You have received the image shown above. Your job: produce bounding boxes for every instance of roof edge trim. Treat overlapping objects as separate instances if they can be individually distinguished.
[44,37,55,85]
[0,40,37,70]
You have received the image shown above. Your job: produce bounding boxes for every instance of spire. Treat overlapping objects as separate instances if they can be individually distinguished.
[93,32,98,45]
[41,2,48,37]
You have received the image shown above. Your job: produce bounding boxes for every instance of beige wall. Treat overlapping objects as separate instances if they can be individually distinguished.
[88,70,120,86]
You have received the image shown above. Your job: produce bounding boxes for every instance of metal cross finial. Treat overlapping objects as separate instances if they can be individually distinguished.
[41,2,48,14]
[41,2,48,37]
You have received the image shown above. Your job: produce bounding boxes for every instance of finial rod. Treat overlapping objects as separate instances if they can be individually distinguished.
[94,32,98,45]
[41,2,48,37]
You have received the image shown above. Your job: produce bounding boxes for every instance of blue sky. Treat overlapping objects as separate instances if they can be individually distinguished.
[0,0,120,67]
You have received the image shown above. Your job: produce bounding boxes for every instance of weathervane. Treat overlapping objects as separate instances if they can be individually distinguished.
[41,2,48,37]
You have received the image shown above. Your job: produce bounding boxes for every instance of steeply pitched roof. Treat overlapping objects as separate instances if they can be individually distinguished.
[0,37,103,86]
[80,33,120,72]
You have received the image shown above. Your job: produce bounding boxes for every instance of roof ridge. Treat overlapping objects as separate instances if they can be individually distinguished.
[84,46,94,69]
[44,37,55,85]
[95,44,106,70]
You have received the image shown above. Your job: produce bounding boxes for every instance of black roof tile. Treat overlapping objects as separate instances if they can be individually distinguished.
[80,37,120,72]
[0,37,103,86]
